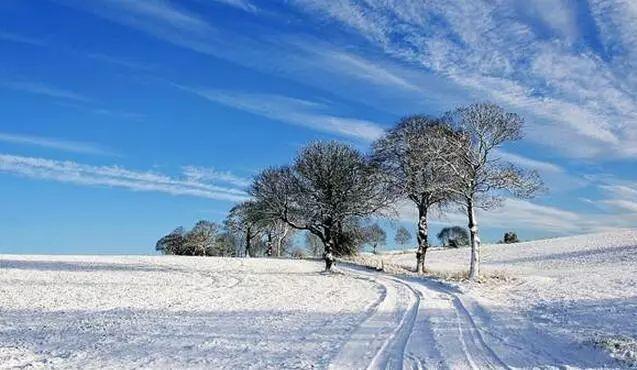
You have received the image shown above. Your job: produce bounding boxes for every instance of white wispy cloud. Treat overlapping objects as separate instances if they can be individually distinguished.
[2,81,92,103]
[182,165,252,188]
[181,87,386,141]
[0,132,114,156]
[0,31,46,46]
[0,153,249,202]
[496,150,563,173]
[597,181,637,214]
[292,43,422,92]
[86,53,154,71]
[212,0,257,13]
[58,0,218,56]
[602,199,637,213]
[293,1,637,160]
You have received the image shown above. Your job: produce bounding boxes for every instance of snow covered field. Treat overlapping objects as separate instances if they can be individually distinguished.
[0,256,380,368]
[371,229,637,367]
[1,230,635,369]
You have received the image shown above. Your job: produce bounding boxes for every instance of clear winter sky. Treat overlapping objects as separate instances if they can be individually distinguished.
[1,1,636,254]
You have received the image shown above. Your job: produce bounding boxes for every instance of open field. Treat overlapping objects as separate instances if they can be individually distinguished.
[0,256,380,369]
[1,230,636,368]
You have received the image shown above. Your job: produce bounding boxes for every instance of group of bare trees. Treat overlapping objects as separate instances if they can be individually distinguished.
[157,103,542,280]
[248,103,542,279]
[373,103,543,279]
[156,221,236,256]
[156,208,295,258]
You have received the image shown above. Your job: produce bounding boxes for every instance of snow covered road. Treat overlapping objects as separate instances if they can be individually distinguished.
[335,262,617,369]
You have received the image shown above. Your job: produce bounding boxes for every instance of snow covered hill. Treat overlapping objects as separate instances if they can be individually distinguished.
[374,229,637,366]
[1,230,635,368]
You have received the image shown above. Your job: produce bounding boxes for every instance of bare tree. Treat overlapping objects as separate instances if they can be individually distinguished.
[251,141,394,271]
[444,103,544,280]
[183,220,218,256]
[156,227,186,255]
[394,226,411,250]
[225,200,263,258]
[373,116,457,273]
[362,223,386,254]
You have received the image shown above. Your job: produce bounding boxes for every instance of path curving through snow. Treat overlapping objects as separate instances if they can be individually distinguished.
[334,262,616,369]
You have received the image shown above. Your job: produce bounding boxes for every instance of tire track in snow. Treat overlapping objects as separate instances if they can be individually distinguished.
[329,264,419,370]
[334,263,510,369]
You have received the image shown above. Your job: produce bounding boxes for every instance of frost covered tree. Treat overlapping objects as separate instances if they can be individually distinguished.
[250,141,394,271]
[394,226,411,249]
[437,226,469,248]
[225,201,263,258]
[214,231,239,257]
[362,223,386,254]
[155,227,186,255]
[183,220,218,256]
[260,216,295,257]
[444,103,544,280]
[373,116,457,273]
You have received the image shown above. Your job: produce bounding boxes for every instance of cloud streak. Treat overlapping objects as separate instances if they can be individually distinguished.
[181,87,386,141]
[0,31,46,46]
[0,154,249,202]
[0,132,114,156]
[2,81,92,103]
[212,0,257,13]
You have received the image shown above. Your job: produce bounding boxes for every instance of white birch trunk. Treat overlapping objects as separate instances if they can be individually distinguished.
[467,197,480,280]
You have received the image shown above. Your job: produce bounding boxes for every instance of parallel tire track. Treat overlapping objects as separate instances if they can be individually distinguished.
[335,263,510,369]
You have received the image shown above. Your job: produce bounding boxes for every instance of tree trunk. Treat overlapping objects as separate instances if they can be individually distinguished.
[416,204,428,273]
[277,227,289,257]
[245,228,251,258]
[467,197,480,280]
[323,228,335,272]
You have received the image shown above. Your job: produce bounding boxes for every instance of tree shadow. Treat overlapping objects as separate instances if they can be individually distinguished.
[0,259,177,273]
[0,307,366,369]
[491,244,637,266]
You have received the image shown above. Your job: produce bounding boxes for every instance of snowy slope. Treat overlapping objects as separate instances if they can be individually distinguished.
[0,256,381,369]
[374,229,637,366]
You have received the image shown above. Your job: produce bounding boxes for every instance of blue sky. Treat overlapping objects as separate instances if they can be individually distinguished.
[1,0,636,254]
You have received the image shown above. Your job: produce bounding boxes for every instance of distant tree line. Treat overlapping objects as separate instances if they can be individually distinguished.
[156,103,543,280]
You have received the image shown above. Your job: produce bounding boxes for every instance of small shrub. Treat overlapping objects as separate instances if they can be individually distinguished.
[503,232,519,244]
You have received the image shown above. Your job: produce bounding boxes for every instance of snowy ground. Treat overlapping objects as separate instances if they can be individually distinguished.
[362,229,637,367]
[1,230,635,369]
[0,256,380,369]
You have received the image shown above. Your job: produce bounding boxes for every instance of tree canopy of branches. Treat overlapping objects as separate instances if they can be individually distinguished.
[373,115,457,273]
[156,221,227,256]
[394,226,411,249]
[437,226,469,248]
[155,227,186,255]
[250,141,395,271]
[225,200,264,258]
[362,223,387,254]
[444,103,544,279]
